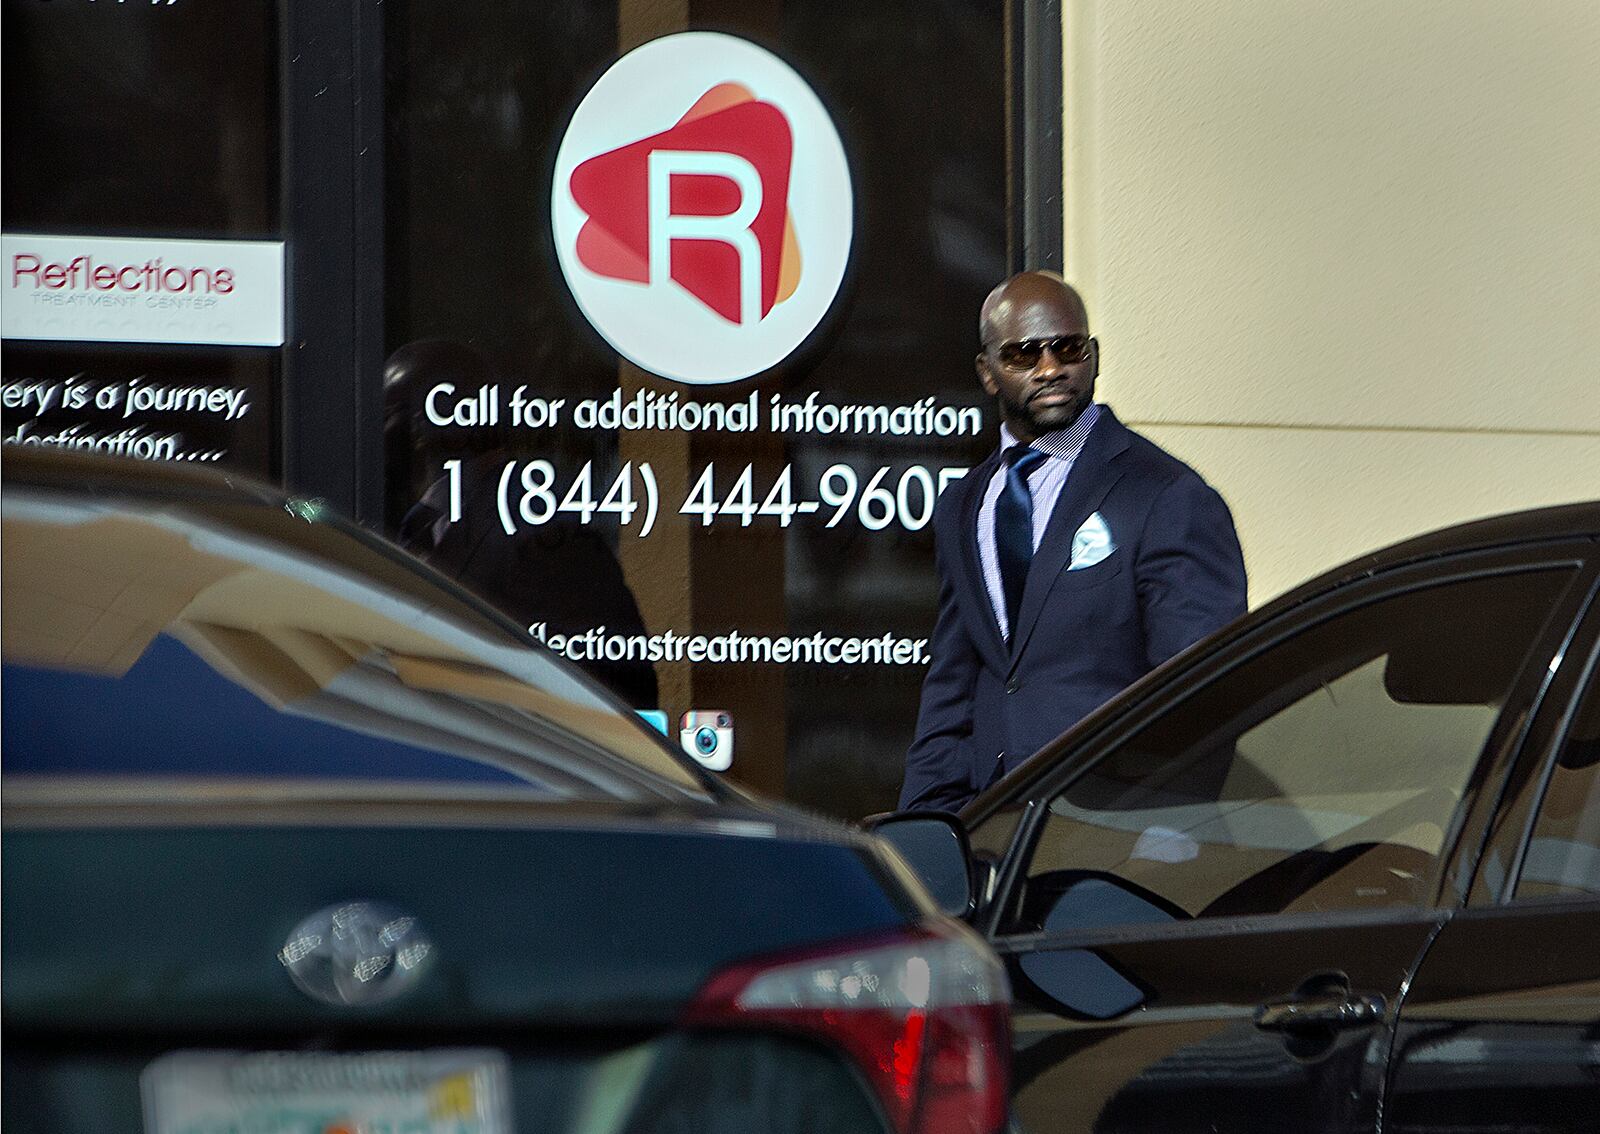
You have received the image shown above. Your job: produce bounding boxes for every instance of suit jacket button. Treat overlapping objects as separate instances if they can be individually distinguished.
[1005,679,1020,694]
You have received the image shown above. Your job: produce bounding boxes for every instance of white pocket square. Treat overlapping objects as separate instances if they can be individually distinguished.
[1068,511,1115,570]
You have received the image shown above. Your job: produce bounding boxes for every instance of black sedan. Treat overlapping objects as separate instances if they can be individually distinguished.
[1,447,1009,1134]
[876,501,1600,1134]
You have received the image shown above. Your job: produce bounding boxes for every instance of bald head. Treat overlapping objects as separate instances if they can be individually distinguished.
[975,271,1098,442]
[979,271,1089,348]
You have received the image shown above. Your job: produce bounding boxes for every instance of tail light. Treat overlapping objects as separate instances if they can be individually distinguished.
[684,920,1010,1134]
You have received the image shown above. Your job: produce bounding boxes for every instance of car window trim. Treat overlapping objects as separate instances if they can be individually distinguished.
[1468,556,1600,907]
[989,901,1452,956]
[981,547,1594,942]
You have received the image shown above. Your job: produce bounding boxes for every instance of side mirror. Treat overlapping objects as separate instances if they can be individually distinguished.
[865,811,975,918]
[1015,872,1182,1020]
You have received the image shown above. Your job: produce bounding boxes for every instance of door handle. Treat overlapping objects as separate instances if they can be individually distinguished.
[1254,992,1385,1032]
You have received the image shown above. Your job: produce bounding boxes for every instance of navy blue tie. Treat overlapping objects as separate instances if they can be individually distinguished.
[997,445,1046,640]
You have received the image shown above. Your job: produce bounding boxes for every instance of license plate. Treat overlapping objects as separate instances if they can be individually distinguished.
[141,1049,512,1134]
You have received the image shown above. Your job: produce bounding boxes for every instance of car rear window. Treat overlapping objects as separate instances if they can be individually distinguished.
[4,633,528,786]
[1,489,705,800]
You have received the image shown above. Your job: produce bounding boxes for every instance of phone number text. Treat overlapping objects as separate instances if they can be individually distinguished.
[442,459,970,537]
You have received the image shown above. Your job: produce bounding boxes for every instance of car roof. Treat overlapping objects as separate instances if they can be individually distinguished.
[1255,499,1600,620]
[1,446,722,805]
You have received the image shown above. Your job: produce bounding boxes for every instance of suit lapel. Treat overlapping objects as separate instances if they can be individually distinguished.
[1007,410,1131,669]
[956,448,1009,672]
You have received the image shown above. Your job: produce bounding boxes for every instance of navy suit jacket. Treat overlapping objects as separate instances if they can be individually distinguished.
[899,407,1247,812]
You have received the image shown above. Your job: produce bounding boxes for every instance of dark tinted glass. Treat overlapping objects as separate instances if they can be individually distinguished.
[2,343,277,477]
[1517,660,1600,901]
[968,800,1026,865]
[996,335,1093,369]
[2,0,277,235]
[1017,567,1575,930]
[2,0,281,479]
[381,1,1004,816]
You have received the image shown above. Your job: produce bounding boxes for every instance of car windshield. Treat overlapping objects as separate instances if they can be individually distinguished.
[1,485,709,802]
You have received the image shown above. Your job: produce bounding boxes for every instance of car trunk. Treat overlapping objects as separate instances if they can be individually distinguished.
[3,814,914,1134]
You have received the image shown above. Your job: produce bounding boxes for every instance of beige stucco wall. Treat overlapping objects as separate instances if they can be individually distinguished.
[1063,0,1600,603]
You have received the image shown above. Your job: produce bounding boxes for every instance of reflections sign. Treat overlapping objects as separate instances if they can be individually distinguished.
[553,32,852,384]
[2,234,285,348]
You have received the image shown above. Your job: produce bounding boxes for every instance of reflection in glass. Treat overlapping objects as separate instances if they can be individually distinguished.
[1,490,704,799]
[1024,569,1574,926]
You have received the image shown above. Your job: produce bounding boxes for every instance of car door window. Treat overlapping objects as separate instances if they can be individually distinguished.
[1014,567,1576,933]
[1516,663,1600,901]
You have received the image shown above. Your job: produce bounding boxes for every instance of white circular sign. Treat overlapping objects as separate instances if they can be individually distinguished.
[553,32,853,385]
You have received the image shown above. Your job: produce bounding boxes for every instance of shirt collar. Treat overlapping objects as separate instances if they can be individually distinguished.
[999,402,1101,462]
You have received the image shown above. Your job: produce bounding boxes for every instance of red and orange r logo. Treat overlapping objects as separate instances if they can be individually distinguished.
[570,83,802,326]
[553,33,852,385]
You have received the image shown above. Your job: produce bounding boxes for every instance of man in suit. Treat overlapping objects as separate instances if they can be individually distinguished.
[900,272,1247,812]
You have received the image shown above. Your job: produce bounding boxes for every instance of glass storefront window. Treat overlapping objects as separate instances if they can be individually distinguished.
[382,1,1005,814]
[2,0,280,478]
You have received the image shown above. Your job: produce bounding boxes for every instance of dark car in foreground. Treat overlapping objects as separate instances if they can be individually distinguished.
[1,448,1009,1134]
[875,501,1600,1134]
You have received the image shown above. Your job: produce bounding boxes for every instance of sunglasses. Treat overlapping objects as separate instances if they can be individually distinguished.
[994,334,1094,370]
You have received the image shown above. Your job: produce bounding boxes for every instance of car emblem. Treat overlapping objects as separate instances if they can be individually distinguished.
[278,901,434,1007]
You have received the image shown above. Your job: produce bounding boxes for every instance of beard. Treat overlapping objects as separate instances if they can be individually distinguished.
[1000,380,1093,437]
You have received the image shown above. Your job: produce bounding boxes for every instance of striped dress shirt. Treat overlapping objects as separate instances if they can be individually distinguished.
[976,403,1101,640]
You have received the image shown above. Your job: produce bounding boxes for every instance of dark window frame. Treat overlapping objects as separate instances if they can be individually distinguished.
[278,0,386,522]
[1476,566,1600,907]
